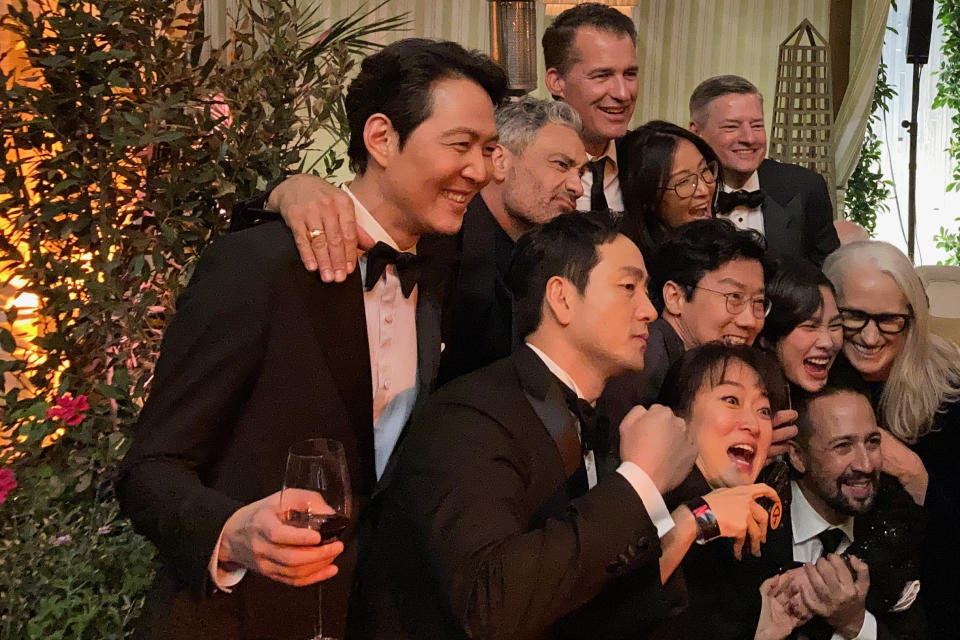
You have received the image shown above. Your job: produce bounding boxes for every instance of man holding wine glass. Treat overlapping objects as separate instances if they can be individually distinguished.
[117,39,507,640]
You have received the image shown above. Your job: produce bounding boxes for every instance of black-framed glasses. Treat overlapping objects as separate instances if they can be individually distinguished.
[838,307,912,335]
[658,160,719,199]
[694,285,771,319]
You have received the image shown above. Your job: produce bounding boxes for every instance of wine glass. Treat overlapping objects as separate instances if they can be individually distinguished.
[280,438,352,640]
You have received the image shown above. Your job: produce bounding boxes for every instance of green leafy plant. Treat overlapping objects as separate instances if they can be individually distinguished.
[934,222,960,264]
[933,0,960,263]
[844,57,896,235]
[0,1,405,637]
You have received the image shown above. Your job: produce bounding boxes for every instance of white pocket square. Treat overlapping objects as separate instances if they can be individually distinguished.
[891,580,920,612]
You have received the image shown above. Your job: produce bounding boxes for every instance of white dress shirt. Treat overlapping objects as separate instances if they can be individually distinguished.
[209,186,420,590]
[576,139,624,214]
[790,482,877,640]
[720,170,766,236]
[526,343,674,539]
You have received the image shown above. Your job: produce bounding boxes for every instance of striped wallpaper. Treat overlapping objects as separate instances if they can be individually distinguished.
[204,0,832,161]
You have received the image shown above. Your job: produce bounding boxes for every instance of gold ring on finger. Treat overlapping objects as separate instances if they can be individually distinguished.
[309,228,325,239]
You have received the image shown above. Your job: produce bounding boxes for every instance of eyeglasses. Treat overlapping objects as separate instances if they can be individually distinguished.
[838,307,912,335]
[694,286,771,319]
[658,160,719,199]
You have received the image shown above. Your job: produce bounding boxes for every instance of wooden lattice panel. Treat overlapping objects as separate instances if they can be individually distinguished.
[769,19,836,205]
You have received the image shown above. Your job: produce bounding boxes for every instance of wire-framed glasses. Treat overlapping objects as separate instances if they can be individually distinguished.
[658,160,720,199]
[694,285,772,319]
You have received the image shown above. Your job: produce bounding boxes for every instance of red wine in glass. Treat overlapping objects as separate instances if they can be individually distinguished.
[280,438,352,640]
[283,510,350,542]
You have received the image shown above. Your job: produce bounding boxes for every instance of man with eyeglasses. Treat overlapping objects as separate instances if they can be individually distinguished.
[600,219,778,429]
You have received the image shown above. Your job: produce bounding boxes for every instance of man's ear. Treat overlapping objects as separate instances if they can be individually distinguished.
[786,440,806,474]
[491,143,510,183]
[543,275,575,327]
[662,280,686,316]
[688,119,701,135]
[544,68,565,100]
[363,113,396,169]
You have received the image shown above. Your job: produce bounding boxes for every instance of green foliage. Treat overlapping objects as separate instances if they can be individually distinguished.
[934,222,960,264]
[933,0,960,264]
[0,0,405,637]
[845,58,896,235]
[934,0,960,192]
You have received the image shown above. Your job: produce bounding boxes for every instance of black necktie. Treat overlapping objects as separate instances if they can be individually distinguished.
[588,158,609,213]
[363,241,422,298]
[716,188,765,214]
[817,527,845,556]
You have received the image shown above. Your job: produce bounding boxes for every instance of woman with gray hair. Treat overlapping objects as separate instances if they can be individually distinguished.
[823,240,960,639]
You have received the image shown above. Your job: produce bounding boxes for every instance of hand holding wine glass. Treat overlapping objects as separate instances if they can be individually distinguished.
[280,437,353,640]
[216,490,344,587]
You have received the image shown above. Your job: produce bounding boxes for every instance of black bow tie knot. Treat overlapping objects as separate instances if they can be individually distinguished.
[363,241,423,298]
[559,384,604,454]
[717,188,765,214]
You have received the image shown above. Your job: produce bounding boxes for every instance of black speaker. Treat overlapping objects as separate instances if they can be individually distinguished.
[906,0,934,64]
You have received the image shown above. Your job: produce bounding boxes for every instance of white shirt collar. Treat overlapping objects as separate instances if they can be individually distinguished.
[341,184,416,255]
[525,343,586,401]
[790,480,855,545]
[722,169,760,193]
[588,138,618,168]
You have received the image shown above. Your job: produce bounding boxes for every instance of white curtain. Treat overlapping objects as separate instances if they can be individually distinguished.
[834,0,892,214]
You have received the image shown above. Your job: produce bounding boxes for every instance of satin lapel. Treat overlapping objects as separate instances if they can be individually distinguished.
[304,268,376,495]
[761,193,804,259]
[513,347,580,477]
[415,267,443,402]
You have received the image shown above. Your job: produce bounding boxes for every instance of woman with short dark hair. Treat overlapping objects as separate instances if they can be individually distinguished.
[618,121,721,257]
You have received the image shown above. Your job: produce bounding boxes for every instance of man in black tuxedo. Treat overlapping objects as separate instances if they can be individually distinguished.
[761,372,924,639]
[429,96,587,384]
[542,2,637,212]
[349,212,699,639]
[689,75,840,266]
[117,39,507,639]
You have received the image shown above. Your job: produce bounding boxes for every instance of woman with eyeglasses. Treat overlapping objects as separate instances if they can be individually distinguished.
[823,240,960,639]
[617,121,720,257]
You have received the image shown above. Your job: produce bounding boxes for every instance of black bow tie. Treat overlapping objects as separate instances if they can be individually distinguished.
[559,384,604,454]
[717,188,765,214]
[363,241,422,298]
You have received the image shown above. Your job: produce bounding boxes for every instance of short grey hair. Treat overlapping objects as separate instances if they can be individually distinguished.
[689,75,763,126]
[495,97,582,155]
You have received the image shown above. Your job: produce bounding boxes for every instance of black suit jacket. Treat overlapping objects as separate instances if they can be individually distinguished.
[349,346,666,640]
[425,194,516,386]
[117,221,442,639]
[756,158,840,266]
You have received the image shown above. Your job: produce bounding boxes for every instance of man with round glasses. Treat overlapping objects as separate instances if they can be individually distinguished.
[600,218,777,427]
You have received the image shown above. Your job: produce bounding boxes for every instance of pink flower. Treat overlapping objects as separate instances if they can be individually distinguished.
[46,393,90,426]
[0,468,17,504]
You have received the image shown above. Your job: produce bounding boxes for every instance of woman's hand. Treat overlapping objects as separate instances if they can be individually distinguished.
[703,483,781,559]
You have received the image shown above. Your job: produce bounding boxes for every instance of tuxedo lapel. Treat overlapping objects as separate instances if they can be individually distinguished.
[513,347,582,479]
[303,269,376,495]
[760,193,804,259]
